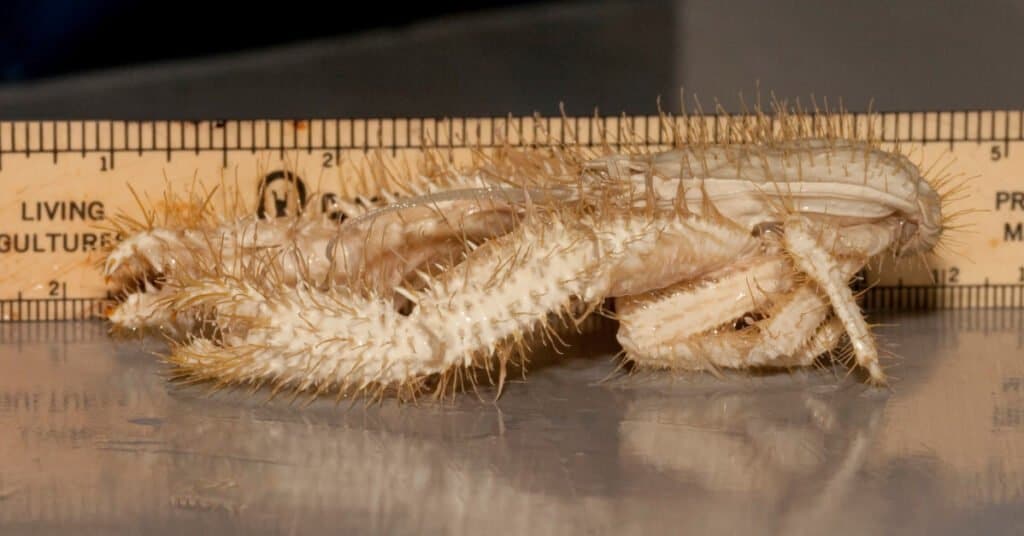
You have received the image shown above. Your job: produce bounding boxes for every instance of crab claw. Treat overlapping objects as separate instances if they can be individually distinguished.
[103,228,183,283]
[106,282,171,330]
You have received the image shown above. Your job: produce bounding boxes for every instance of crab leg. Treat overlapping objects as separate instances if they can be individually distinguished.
[745,285,832,363]
[614,254,794,357]
[616,252,863,373]
[617,289,822,372]
[164,212,759,398]
[770,317,846,368]
[166,214,604,396]
[783,217,885,383]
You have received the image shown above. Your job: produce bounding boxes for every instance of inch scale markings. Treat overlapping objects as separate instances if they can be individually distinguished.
[0,111,1021,322]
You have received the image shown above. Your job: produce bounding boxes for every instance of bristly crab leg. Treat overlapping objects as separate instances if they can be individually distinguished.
[614,253,796,344]
[164,210,759,400]
[783,217,886,383]
[614,214,903,381]
[615,259,860,374]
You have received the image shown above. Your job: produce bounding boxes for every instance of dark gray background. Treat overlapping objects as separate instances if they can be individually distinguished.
[0,0,1020,119]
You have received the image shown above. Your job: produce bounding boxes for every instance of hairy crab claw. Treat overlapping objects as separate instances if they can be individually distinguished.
[98,155,553,330]
[102,184,568,332]
[101,200,345,332]
[103,228,182,286]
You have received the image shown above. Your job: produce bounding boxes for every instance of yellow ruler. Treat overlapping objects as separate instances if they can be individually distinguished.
[0,111,1019,322]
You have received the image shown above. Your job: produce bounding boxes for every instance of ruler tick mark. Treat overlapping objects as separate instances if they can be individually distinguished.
[51,122,58,163]
[334,119,340,162]
[221,122,228,168]
[975,110,982,143]
[107,122,115,169]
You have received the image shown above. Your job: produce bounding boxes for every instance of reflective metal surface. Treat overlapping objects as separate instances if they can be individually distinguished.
[1,311,1022,534]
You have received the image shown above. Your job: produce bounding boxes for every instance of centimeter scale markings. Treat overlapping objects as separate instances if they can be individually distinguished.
[0,110,1021,322]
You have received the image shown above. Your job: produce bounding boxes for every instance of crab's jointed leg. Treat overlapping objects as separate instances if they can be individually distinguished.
[165,211,764,398]
[616,218,880,377]
[783,217,887,383]
[615,254,793,365]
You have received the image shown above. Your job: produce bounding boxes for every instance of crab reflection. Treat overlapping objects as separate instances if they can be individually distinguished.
[613,374,896,535]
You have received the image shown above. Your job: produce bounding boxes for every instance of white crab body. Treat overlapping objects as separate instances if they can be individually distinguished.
[100,111,953,401]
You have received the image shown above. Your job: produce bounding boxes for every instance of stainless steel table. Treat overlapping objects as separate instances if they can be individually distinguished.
[0,311,1022,534]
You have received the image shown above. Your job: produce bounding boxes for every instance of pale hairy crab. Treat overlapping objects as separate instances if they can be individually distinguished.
[100,107,960,402]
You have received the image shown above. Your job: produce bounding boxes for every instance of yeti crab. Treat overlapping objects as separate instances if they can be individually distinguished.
[101,110,956,401]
